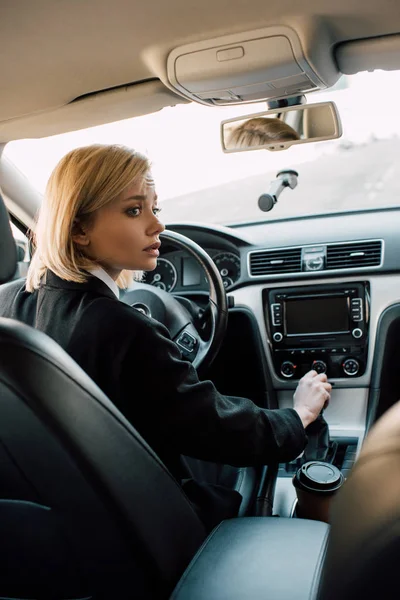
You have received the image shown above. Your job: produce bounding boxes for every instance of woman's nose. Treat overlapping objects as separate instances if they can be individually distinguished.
[149,213,165,234]
[157,219,165,234]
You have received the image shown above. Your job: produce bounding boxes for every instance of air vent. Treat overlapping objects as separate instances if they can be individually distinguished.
[326,241,382,270]
[249,247,302,276]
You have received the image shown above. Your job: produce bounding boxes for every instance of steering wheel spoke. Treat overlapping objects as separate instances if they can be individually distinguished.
[174,325,203,363]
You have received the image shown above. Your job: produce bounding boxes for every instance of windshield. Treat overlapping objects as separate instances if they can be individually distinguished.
[5,70,400,226]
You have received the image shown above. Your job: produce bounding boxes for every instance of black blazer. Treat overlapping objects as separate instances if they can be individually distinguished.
[0,271,306,480]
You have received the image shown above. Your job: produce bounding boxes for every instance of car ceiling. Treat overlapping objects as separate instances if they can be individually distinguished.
[1,0,400,141]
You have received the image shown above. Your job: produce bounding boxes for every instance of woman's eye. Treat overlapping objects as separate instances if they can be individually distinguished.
[126,207,141,217]
[153,207,162,216]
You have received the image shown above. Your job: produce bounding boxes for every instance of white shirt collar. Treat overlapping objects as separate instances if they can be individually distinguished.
[89,267,120,299]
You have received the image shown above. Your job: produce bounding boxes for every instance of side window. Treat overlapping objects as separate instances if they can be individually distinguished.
[10,220,29,277]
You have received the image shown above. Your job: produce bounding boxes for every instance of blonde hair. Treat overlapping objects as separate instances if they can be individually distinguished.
[26,144,151,292]
[227,117,300,149]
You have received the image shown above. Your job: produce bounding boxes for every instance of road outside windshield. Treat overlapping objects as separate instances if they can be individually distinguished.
[5,70,400,225]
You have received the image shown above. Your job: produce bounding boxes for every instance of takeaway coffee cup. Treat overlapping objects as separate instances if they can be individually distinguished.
[292,461,345,523]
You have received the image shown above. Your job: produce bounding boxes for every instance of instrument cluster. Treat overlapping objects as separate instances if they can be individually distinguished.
[143,250,241,292]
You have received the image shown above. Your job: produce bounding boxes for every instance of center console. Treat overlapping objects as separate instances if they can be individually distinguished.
[171,517,329,600]
[265,282,370,379]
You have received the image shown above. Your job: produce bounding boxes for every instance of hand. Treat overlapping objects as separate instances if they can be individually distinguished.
[293,370,332,428]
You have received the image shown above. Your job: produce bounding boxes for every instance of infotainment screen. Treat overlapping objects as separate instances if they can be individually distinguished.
[285,296,349,335]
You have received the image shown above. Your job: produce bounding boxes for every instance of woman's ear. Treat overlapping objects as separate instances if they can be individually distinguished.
[72,219,90,247]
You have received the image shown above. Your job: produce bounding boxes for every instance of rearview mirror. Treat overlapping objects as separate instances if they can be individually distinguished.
[221,101,342,153]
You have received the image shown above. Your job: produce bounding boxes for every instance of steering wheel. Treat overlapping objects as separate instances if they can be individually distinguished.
[120,230,228,372]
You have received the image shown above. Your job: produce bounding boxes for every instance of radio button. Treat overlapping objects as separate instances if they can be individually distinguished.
[351,312,363,322]
[351,298,362,306]
[273,332,283,342]
[271,303,283,326]
[351,298,363,322]
[352,328,363,339]
[281,361,296,378]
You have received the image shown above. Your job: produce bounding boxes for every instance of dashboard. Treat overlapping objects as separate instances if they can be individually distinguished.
[149,207,400,449]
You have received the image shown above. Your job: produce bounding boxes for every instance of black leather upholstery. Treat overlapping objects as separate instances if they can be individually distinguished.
[0,198,17,283]
[0,499,93,599]
[171,517,329,600]
[317,400,400,600]
[0,317,206,597]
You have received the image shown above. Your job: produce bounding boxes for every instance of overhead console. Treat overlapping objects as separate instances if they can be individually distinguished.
[166,25,340,106]
[265,282,370,380]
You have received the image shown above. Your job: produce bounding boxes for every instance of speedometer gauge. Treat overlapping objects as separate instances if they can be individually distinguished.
[145,258,177,292]
[213,252,241,289]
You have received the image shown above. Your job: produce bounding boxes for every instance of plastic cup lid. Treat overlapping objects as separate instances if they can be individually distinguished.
[294,461,344,493]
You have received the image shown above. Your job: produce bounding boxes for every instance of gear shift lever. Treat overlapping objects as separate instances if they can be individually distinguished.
[303,412,331,462]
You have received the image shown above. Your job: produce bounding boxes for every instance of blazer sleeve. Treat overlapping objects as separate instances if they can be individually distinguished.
[122,315,307,467]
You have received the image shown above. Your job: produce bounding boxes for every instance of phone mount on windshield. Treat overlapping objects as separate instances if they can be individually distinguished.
[258,169,299,212]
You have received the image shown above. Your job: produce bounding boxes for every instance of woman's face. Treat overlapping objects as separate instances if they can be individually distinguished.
[76,175,165,279]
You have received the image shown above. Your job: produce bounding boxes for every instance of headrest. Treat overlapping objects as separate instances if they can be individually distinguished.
[0,193,17,284]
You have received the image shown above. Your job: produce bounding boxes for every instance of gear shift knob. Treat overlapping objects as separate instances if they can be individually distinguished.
[303,413,331,462]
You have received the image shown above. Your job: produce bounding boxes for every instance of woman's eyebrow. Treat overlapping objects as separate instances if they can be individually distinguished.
[122,195,146,202]
[122,194,158,203]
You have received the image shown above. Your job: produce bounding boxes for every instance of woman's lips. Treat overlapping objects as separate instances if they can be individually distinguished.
[143,241,161,257]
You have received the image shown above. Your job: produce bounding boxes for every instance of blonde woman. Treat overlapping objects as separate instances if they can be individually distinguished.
[0,144,331,529]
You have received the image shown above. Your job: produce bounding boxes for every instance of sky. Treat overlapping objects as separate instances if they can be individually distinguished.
[5,70,400,208]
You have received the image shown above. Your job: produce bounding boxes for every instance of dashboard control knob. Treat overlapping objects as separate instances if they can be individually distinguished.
[352,328,363,339]
[343,358,360,376]
[312,360,327,374]
[273,332,283,342]
[281,361,296,378]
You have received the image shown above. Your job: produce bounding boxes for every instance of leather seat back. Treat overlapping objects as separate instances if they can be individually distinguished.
[0,317,206,598]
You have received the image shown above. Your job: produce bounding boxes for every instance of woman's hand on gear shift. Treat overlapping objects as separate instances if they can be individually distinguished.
[293,370,332,429]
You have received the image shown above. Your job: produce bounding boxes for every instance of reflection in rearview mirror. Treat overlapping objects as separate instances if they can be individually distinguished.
[221,101,342,153]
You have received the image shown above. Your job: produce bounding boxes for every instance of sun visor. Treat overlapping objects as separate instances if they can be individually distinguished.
[336,34,400,74]
[167,25,339,106]
[0,80,186,143]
